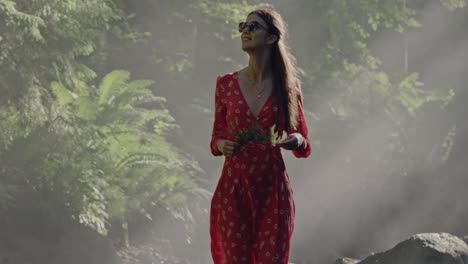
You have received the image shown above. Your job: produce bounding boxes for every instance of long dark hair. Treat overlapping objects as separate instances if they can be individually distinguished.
[249,8,299,131]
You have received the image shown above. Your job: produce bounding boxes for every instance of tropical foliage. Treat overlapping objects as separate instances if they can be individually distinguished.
[0,0,205,245]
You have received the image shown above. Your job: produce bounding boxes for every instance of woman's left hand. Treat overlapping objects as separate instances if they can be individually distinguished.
[280,133,304,150]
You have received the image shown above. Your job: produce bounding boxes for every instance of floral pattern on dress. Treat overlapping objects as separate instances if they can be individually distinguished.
[210,71,311,264]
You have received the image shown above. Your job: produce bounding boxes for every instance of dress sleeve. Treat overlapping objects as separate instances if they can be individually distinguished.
[287,81,311,158]
[210,76,228,156]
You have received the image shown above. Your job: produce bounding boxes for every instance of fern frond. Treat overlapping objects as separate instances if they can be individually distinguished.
[51,81,74,104]
[0,0,46,41]
[116,153,172,171]
[75,96,98,121]
[124,79,155,94]
[98,70,130,106]
[112,88,153,106]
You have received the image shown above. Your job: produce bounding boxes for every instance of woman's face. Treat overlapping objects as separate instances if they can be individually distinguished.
[240,13,271,52]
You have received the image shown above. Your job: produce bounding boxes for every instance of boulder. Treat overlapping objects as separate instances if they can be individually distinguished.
[358,233,468,264]
[334,257,360,264]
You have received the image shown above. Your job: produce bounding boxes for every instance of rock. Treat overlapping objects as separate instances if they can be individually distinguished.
[359,233,468,264]
[334,257,360,264]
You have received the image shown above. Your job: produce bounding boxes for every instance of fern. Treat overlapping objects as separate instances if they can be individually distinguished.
[75,96,98,121]
[51,81,74,104]
[98,70,131,106]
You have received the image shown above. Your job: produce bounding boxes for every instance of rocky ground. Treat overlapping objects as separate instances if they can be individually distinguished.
[1,215,467,264]
[334,233,468,264]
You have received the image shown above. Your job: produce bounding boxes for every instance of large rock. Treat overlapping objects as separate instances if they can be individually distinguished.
[334,257,360,264]
[358,233,468,264]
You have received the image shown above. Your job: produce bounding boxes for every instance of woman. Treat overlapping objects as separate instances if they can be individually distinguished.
[209,8,311,264]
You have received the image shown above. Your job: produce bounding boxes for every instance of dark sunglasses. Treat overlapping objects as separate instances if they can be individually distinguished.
[238,21,268,33]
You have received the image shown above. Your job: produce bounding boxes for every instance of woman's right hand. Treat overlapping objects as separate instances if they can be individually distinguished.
[216,140,239,157]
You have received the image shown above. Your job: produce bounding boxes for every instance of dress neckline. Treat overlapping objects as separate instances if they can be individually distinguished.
[233,71,272,120]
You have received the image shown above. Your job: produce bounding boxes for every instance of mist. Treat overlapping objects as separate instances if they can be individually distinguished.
[165,1,468,263]
[287,2,468,262]
[1,1,467,264]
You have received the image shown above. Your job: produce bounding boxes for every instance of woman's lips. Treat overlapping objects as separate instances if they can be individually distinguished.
[241,34,251,41]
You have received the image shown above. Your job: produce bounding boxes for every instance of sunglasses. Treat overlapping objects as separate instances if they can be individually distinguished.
[238,21,268,33]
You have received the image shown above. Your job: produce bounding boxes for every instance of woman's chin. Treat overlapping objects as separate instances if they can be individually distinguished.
[241,44,254,52]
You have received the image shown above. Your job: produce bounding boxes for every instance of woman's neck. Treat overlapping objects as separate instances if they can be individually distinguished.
[246,49,272,82]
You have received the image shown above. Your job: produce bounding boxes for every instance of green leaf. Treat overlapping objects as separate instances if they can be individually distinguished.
[75,96,98,121]
[98,70,131,106]
[51,81,74,104]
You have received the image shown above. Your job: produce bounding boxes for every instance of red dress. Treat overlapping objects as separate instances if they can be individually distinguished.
[209,71,311,264]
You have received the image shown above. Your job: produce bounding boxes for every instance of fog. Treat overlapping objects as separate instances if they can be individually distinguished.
[139,1,468,262]
[287,2,468,262]
[185,2,468,263]
[78,1,468,263]
[2,1,467,264]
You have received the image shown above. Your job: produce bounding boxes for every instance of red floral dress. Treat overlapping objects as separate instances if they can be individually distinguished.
[209,71,311,264]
